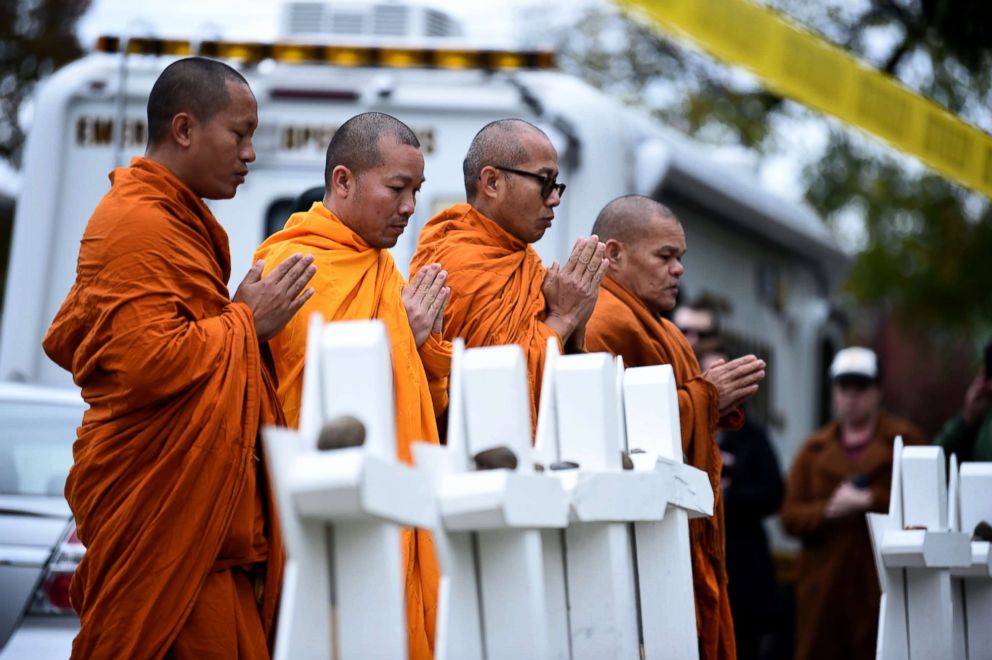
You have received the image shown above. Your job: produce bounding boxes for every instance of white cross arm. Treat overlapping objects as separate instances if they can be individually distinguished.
[287,448,435,528]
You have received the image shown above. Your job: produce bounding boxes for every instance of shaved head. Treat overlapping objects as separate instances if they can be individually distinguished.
[592,195,678,243]
[596,195,686,314]
[325,112,420,188]
[463,118,552,199]
[147,57,250,146]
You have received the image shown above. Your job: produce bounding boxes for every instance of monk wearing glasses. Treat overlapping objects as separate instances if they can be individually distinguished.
[410,118,607,429]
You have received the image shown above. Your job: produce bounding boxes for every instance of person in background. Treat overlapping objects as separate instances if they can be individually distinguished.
[934,339,992,461]
[700,346,784,660]
[674,295,724,360]
[780,347,926,660]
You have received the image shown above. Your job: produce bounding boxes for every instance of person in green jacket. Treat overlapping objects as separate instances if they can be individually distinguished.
[935,341,992,461]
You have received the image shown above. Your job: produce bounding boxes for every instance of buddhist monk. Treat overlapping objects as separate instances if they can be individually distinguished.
[253,112,447,659]
[42,57,317,659]
[584,194,767,660]
[410,118,608,427]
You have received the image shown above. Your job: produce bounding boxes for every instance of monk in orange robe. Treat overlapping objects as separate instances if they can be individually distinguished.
[42,58,316,659]
[254,112,447,659]
[584,195,767,660]
[410,118,608,427]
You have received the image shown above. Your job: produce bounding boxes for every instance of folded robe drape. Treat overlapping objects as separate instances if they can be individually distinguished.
[254,202,445,660]
[410,203,562,430]
[586,275,742,660]
[43,157,284,659]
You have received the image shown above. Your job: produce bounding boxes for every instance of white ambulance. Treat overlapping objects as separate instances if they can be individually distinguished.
[0,3,848,471]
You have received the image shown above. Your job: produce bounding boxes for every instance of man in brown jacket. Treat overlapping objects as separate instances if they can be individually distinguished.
[781,347,926,660]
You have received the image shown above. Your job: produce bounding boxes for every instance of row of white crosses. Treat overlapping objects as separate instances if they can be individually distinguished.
[264,317,715,659]
[868,439,992,659]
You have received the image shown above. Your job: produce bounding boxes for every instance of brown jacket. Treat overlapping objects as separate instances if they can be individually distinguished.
[781,413,926,660]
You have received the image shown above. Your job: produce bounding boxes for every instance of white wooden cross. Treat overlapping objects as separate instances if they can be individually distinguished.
[623,364,713,660]
[412,339,570,660]
[264,317,436,660]
[868,441,971,660]
[949,459,992,658]
[549,351,665,659]
[535,338,711,659]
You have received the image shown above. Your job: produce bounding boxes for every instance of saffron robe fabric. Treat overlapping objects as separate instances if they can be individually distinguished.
[585,275,742,660]
[781,414,926,660]
[42,157,284,659]
[254,202,445,659]
[409,204,562,429]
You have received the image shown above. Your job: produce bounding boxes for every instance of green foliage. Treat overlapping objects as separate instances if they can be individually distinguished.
[0,0,90,165]
[551,0,992,333]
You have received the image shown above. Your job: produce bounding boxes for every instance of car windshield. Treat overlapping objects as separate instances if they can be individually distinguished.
[0,400,81,496]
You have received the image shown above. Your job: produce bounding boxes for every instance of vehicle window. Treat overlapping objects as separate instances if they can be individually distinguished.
[0,401,81,496]
[265,197,296,237]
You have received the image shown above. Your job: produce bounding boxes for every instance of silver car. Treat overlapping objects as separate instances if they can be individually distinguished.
[0,383,84,659]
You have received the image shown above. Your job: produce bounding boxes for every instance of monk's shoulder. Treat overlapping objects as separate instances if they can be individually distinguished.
[82,189,183,258]
[588,287,638,332]
[657,317,692,350]
[254,233,319,276]
[586,289,646,353]
[417,214,535,276]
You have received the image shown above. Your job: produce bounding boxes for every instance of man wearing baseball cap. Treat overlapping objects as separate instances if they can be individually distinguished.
[779,347,926,660]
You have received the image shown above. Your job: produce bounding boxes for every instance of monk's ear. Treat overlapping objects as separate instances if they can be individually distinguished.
[330,165,354,198]
[478,166,500,200]
[604,238,624,265]
[170,112,195,149]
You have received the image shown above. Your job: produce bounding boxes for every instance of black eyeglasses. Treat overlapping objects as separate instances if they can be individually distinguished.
[494,166,566,200]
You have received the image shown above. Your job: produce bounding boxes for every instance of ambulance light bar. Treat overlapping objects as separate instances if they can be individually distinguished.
[94,35,555,71]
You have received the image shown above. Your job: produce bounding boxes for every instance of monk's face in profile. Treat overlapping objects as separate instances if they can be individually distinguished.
[490,131,562,244]
[608,214,686,314]
[343,135,425,249]
[186,80,257,200]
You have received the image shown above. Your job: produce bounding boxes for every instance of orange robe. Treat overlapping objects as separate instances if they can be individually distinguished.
[409,203,562,428]
[42,157,284,659]
[586,275,742,660]
[254,202,445,660]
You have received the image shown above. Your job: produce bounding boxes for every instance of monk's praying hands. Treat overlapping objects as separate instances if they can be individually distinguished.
[702,354,766,416]
[234,253,316,342]
[403,262,450,347]
[542,235,608,344]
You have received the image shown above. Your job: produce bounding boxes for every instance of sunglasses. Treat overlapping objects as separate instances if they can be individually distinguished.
[834,376,876,391]
[495,165,566,200]
[678,327,716,340]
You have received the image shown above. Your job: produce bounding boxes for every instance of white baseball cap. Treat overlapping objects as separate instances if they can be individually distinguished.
[830,347,879,380]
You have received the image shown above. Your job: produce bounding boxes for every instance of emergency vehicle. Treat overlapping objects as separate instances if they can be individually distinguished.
[0,2,848,472]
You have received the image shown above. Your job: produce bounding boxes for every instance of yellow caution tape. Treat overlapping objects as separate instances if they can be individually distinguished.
[619,0,992,198]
